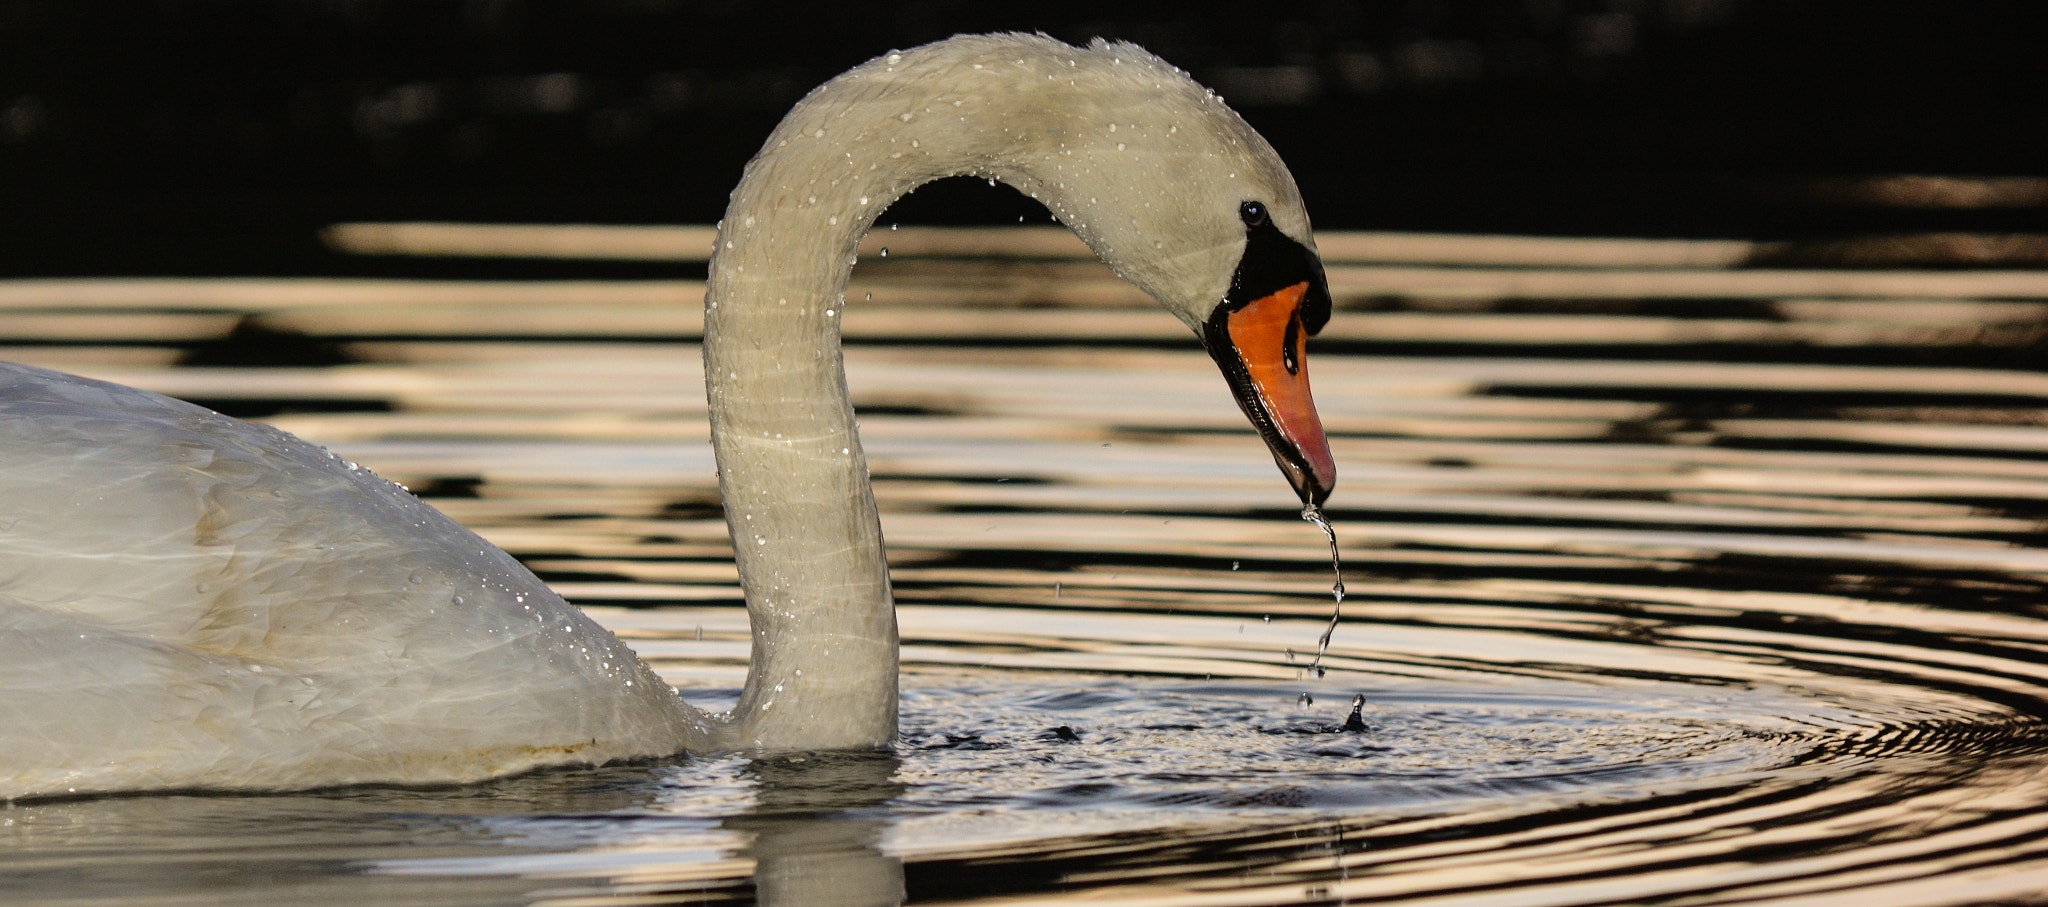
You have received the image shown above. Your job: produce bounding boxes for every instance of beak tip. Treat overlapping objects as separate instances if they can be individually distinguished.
[1284,450,1336,508]
[1304,481,1332,508]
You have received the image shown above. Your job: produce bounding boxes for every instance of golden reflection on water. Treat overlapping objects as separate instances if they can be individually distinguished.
[6,226,2048,904]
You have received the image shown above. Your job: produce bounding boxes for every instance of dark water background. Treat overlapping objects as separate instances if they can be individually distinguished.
[4,0,2046,275]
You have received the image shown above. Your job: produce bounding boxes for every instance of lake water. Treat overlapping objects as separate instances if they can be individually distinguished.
[4,226,2048,904]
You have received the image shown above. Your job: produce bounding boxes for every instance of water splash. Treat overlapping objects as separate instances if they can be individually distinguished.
[1300,504,1345,678]
[1342,693,1367,732]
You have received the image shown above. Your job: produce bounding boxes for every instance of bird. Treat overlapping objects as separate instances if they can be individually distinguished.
[0,32,1336,799]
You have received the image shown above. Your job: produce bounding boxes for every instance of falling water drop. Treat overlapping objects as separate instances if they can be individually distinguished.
[1297,692,1313,709]
[1300,504,1345,678]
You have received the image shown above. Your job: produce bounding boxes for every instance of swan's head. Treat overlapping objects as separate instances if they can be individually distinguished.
[1193,198,1338,507]
[979,36,1338,505]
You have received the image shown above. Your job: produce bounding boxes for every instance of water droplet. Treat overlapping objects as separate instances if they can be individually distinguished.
[407,573,422,584]
[879,248,888,257]
[1300,504,1346,675]
[1297,692,1313,709]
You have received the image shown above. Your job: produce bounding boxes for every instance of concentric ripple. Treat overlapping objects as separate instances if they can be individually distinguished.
[5,226,2048,904]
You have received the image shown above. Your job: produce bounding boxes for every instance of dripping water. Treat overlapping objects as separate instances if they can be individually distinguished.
[1300,504,1344,678]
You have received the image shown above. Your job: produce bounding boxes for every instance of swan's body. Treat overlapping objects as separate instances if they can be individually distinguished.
[0,33,1334,799]
[0,364,705,795]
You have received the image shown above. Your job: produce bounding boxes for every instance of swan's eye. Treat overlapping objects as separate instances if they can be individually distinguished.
[1239,201,1268,227]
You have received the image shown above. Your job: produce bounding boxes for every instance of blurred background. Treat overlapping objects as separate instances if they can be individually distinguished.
[3,0,2044,276]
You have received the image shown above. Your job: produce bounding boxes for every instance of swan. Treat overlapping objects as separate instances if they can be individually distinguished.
[0,33,1335,799]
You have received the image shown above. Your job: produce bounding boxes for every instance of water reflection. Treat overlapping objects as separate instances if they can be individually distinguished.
[725,754,904,907]
[6,226,2048,902]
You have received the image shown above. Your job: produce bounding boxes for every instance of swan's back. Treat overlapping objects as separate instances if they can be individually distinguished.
[0,363,701,798]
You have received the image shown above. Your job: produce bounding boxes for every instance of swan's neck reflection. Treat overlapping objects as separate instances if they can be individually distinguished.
[727,752,905,907]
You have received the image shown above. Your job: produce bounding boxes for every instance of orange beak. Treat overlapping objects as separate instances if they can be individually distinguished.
[1212,281,1337,505]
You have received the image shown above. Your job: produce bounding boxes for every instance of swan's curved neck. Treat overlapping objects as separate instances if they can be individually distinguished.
[704,45,1115,749]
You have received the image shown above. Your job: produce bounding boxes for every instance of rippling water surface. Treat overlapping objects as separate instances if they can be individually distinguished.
[5,227,2048,905]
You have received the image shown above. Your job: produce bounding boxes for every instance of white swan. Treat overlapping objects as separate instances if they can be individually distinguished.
[0,33,1335,799]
